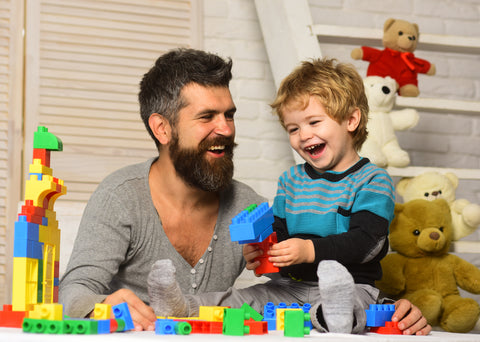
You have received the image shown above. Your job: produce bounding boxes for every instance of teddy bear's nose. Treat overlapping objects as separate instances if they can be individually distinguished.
[430,232,440,241]
[382,86,390,95]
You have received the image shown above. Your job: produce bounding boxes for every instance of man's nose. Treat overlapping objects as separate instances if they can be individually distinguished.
[214,115,234,136]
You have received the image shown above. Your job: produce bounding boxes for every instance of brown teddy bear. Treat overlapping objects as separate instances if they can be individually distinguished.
[351,18,436,97]
[376,199,480,333]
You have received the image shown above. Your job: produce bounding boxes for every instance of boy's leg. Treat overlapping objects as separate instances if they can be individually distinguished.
[351,284,380,334]
[311,260,355,333]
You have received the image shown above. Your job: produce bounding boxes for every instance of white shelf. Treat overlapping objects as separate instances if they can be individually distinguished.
[387,166,480,180]
[395,97,480,116]
[310,24,480,54]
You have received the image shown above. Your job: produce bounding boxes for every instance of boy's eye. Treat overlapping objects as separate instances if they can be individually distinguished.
[287,127,298,134]
[310,120,320,125]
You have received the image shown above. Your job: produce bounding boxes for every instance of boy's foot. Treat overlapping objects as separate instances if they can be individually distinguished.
[317,260,355,333]
[147,259,188,317]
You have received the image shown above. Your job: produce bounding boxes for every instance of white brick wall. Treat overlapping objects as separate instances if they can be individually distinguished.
[203,0,480,206]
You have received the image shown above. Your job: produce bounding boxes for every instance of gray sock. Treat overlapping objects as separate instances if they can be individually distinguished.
[147,259,188,317]
[317,260,355,333]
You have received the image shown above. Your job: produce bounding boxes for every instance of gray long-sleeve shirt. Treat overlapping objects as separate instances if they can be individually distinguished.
[59,158,266,318]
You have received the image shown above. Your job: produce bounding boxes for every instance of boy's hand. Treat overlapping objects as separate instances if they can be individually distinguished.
[392,299,431,335]
[243,243,263,275]
[101,289,156,331]
[268,238,314,267]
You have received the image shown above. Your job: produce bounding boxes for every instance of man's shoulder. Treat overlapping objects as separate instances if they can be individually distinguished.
[228,179,266,201]
[97,158,154,191]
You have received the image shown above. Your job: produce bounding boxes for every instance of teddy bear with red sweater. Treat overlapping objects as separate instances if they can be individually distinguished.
[351,18,436,97]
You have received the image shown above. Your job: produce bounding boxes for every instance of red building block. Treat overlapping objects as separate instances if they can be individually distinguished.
[0,304,27,328]
[370,321,403,335]
[245,319,268,334]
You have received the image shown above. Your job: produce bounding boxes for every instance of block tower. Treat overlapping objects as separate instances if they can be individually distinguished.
[0,126,66,326]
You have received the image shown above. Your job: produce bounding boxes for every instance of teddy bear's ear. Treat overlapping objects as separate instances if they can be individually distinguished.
[394,202,404,216]
[413,23,420,36]
[384,18,396,32]
[444,172,459,189]
[396,177,411,197]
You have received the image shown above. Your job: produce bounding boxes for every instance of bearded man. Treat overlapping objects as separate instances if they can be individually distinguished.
[59,49,266,330]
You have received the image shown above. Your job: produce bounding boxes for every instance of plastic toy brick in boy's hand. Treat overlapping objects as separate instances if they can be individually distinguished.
[351,18,435,97]
[229,203,279,275]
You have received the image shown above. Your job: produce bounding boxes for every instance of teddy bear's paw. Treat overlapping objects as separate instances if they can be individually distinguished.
[386,150,410,168]
[463,203,480,228]
[399,84,420,97]
[440,297,480,333]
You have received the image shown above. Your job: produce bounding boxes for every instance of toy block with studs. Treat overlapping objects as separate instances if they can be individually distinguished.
[284,310,311,337]
[222,308,250,336]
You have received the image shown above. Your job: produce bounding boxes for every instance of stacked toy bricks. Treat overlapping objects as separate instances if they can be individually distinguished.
[156,302,311,337]
[229,202,279,275]
[21,302,134,334]
[365,304,402,334]
[0,126,66,327]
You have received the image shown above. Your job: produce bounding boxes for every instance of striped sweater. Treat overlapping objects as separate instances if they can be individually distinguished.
[272,158,395,285]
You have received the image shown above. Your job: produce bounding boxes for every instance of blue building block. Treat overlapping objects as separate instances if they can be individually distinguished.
[112,302,134,331]
[155,319,176,335]
[14,217,40,241]
[237,224,273,244]
[13,238,43,259]
[262,302,277,330]
[96,319,111,334]
[365,304,395,327]
[302,303,313,329]
[229,202,274,242]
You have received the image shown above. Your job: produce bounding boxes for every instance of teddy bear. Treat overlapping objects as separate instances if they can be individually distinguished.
[351,18,436,97]
[359,76,419,167]
[397,171,480,240]
[376,198,480,333]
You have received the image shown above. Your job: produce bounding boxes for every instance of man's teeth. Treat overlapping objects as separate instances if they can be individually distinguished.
[208,145,225,151]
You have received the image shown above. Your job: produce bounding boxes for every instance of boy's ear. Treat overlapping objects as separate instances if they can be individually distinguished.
[346,108,361,132]
[149,113,172,145]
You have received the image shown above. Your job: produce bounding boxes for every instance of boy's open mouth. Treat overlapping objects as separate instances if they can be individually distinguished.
[305,143,325,156]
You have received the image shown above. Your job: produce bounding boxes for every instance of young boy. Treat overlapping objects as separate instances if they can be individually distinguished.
[148,58,428,335]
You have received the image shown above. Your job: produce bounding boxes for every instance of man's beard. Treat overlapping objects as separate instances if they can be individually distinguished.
[169,131,236,192]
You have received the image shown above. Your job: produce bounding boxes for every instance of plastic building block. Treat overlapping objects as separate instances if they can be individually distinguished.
[370,321,402,335]
[113,319,125,332]
[23,318,67,334]
[276,308,301,330]
[198,306,228,322]
[112,302,134,331]
[96,319,111,334]
[302,303,313,329]
[30,158,53,177]
[29,303,63,320]
[155,319,177,335]
[64,319,98,334]
[0,305,27,328]
[33,148,50,167]
[262,302,277,330]
[14,216,40,240]
[251,232,279,275]
[229,202,274,242]
[176,319,222,334]
[222,308,250,336]
[365,304,395,327]
[12,257,39,311]
[13,237,43,259]
[284,310,311,337]
[93,303,112,320]
[237,225,273,244]
[174,321,192,335]
[245,319,268,334]
[34,126,63,151]
[241,303,263,321]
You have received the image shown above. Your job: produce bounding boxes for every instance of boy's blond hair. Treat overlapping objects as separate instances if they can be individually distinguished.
[271,58,369,151]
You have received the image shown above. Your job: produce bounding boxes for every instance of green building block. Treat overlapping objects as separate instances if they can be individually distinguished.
[23,318,67,334]
[284,310,311,337]
[175,321,192,335]
[64,319,98,334]
[222,308,250,336]
[241,303,263,322]
[33,126,63,151]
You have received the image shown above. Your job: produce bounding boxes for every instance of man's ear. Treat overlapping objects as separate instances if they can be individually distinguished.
[149,113,171,145]
[347,108,361,132]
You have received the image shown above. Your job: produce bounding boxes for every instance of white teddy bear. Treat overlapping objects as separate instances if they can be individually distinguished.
[360,76,419,168]
[397,171,480,240]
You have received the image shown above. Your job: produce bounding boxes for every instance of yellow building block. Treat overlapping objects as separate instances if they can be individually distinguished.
[29,158,53,176]
[276,308,301,330]
[93,303,112,320]
[42,244,55,304]
[198,306,229,322]
[12,257,39,311]
[29,303,63,320]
